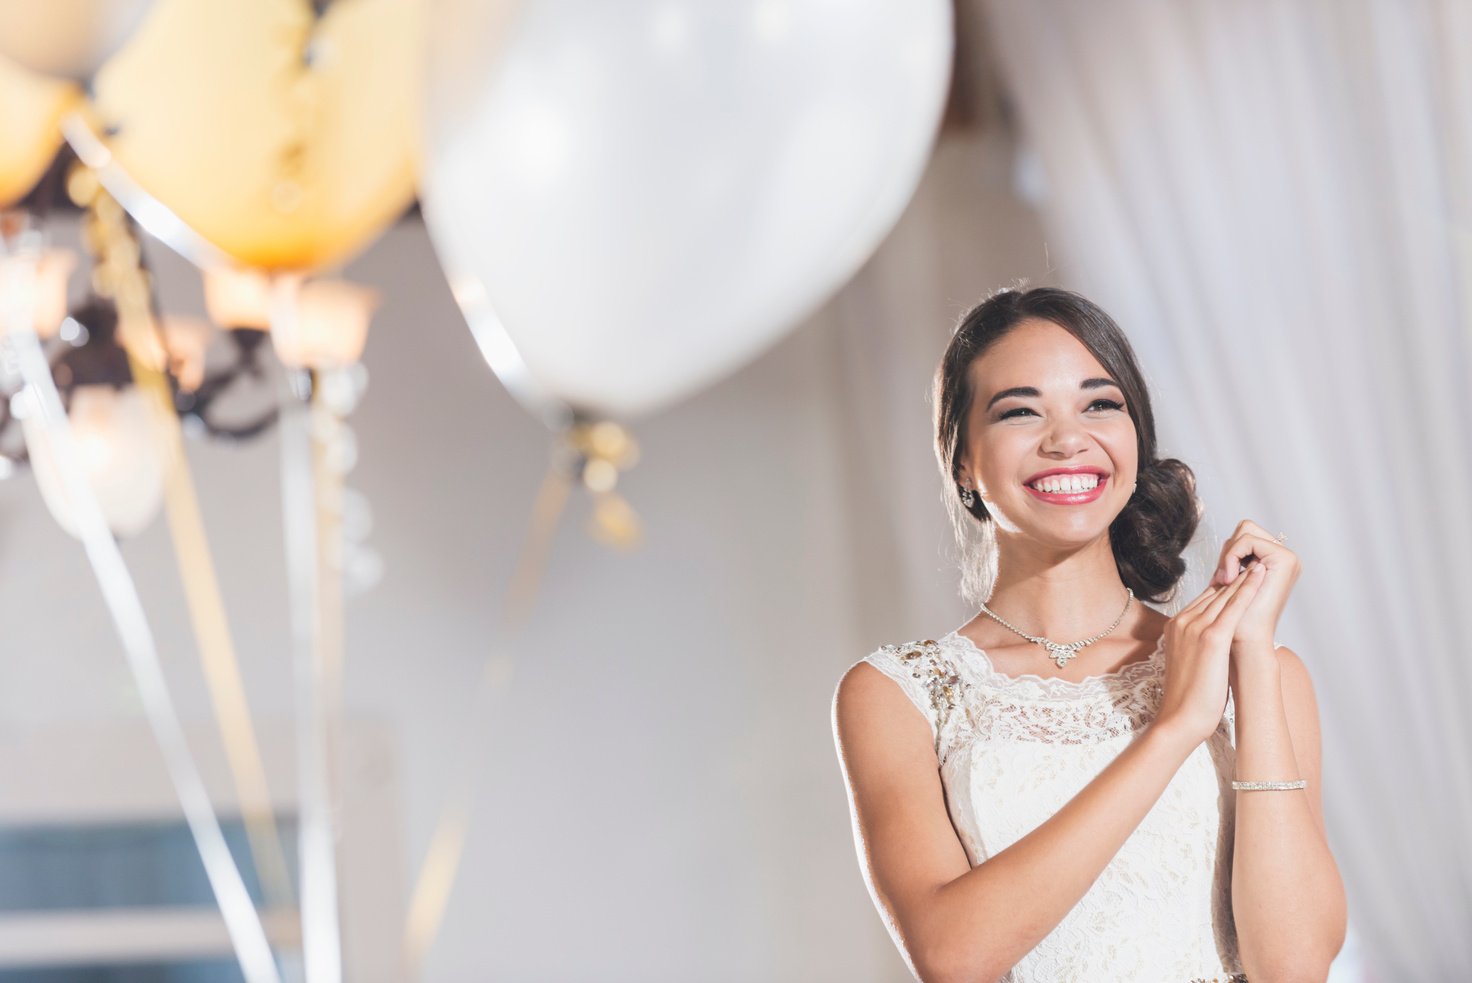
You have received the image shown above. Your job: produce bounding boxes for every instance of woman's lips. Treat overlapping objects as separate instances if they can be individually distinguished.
[1024,474,1108,505]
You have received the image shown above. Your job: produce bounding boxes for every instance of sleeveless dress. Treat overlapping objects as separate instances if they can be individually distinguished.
[858,629,1249,983]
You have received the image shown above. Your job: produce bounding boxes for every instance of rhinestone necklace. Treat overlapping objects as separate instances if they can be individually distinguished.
[977,587,1135,669]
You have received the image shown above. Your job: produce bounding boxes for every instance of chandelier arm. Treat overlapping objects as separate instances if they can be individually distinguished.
[192,404,281,444]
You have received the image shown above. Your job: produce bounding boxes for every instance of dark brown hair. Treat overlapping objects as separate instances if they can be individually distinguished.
[933,286,1200,605]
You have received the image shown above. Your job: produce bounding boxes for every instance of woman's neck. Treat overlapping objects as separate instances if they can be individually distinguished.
[983,535,1135,641]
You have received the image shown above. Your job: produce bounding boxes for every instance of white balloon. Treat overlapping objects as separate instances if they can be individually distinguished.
[422,0,953,420]
[21,384,169,539]
[0,0,156,81]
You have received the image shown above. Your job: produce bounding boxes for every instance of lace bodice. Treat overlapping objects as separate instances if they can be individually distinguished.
[858,630,1246,983]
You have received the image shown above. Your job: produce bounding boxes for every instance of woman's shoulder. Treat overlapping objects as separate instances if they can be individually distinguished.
[849,636,969,704]
[834,635,974,757]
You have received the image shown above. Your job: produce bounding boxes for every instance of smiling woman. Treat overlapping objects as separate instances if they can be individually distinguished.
[831,287,1345,982]
[938,288,1200,612]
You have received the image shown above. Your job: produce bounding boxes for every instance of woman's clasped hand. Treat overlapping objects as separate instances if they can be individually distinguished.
[1155,556,1268,744]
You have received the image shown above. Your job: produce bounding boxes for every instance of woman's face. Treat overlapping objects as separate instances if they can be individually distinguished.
[957,317,1139,547]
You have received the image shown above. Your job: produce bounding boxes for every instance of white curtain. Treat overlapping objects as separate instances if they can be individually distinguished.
[983,0,1472,977]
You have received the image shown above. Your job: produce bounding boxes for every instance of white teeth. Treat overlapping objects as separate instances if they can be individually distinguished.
[1031,473,1100,493]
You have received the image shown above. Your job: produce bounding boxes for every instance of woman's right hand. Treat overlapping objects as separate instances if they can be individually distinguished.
[1154,561,1267,746]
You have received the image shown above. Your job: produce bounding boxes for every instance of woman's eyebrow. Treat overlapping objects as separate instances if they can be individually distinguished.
[984,377,1122,411]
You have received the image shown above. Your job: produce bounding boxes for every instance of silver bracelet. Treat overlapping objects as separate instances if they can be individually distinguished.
[1231,779,1307,791]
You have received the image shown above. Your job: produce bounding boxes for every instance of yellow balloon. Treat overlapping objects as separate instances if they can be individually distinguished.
[90,0,421,272]
[0,56,82,207]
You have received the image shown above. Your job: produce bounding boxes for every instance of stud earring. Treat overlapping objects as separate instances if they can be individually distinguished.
[959,484,976,508]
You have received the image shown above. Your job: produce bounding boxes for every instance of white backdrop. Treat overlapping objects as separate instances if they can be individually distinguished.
[985,0,1472,978]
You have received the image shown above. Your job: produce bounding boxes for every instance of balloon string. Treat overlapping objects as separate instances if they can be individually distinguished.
[59,113,232,270]
[401,462,573,981]
[272,275,344,983]
[310,370,347,900]
[88,180,297,912]
[130,313,297,910]
[0,227,280,983]
[505,463,575,628]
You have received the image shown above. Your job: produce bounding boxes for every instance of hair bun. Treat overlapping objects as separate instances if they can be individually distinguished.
[1111,457,1200,602]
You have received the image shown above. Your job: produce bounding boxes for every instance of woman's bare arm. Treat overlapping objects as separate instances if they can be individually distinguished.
[833,662,1206,982]
[1228,643,1346,981]
[1206,521,1346,979]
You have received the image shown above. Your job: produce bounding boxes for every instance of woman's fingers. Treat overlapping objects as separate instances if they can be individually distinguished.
[1180,573,1231,616]
[1172,571,1237,638]
[1201,563,1259,622]
[1214,562,1267,625]
[1180,583,1220,614]
[1211,522,1250,585]
[1212,536,1243,584]
[1213,524,1283,584]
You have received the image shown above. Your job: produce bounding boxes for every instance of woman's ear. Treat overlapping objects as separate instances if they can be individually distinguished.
[957,468,991,505]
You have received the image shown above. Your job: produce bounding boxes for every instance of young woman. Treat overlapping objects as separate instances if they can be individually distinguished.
[831,288,1345,982]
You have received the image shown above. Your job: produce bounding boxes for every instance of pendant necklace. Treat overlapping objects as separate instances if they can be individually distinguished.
[977,588,1134,669]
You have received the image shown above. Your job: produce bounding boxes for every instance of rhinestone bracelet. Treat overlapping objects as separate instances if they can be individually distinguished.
[1231,779,1307,791]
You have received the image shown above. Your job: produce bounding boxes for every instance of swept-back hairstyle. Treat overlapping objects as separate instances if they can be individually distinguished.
[933,287,1201,606]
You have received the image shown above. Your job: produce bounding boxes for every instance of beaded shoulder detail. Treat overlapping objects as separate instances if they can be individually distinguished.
[863,638,976,763]
[888,636,967,713]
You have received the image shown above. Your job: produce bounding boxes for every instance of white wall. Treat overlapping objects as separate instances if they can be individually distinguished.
[0,128,1049,982]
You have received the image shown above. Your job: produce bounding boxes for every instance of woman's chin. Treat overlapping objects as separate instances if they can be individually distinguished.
[1002,513,1116,550]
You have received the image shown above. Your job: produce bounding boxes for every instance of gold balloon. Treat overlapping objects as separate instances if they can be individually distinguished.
[90,0,421,272]
[0,56,82,206]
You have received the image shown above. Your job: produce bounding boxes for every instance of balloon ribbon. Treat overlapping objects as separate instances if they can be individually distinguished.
[272,274,345,983]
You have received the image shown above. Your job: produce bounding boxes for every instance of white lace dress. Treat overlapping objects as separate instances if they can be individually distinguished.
[859,629,1247,983]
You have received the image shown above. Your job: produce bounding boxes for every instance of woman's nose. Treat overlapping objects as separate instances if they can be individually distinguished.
[1040,419,1088,455]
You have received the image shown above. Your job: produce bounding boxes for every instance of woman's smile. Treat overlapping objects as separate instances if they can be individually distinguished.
[1023,465,1112,505]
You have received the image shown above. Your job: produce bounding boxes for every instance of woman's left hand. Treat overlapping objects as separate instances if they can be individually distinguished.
[1210,518,1300,656]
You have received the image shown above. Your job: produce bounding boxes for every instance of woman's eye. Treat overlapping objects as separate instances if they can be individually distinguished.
[998,399,1124,421]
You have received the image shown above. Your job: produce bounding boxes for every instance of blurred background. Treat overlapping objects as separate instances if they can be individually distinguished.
[0,0,1466,980]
